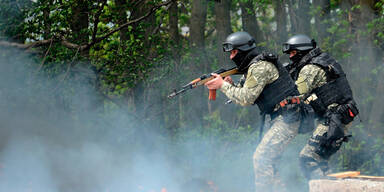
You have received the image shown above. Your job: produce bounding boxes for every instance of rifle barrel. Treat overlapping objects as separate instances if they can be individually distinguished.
[167,67,240,99]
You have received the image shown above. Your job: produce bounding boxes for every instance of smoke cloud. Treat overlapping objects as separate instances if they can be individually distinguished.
[0,45,312,192]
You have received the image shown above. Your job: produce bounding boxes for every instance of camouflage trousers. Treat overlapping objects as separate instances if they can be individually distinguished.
[253,115,300,192]
[299,120,351,179]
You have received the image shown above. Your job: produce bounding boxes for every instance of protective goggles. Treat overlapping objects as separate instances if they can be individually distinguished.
[222,43,234,52]
[282,40,316,53]
[282,43,294,53]
[222,39,255,52]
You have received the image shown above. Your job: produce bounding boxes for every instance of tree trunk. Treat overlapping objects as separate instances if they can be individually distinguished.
[114,0,137,110]
[189,0,208,125]
[169,1,180,45]
[240,1,264,44]
[70,0,89,55]
[313,0,331,42]
[357,0,383,134]
[115,0,129,43]
[215,0,232,67]
[297,0,311,35]
[189,0,208,74]
[287,0,297,33]
[190,0,207,49]
[168,0,182,133]
[42,0,52,39]
[369,1,384,134]
[343,0,379,133]
[129,0,158,114]
[287,0,311,35]
[273,0,288,44]
[169,0,180,66]
[130,0,157,50]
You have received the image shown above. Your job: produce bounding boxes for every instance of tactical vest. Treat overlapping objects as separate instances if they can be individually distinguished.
[300,49,354,115]
[251,53,300,114]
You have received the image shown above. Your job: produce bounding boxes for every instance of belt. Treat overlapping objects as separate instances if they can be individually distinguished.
[270,96,301,120]
[279,96,301,107]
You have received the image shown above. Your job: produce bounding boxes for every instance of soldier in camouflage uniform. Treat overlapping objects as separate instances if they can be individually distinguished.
[282,34,359,179]
[205,31,302,192]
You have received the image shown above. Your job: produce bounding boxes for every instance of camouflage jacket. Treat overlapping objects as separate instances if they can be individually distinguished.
[295,64,327,95]
[220,61,279,106]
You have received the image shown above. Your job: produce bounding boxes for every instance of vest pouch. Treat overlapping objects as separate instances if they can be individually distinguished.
[327,64,341,79]
[337,101,359,124]
[281,103,301,123]
[316,133,344,159]
[324,111,345,142]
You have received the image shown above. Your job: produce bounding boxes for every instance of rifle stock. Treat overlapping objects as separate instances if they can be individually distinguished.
[168,67,241,99]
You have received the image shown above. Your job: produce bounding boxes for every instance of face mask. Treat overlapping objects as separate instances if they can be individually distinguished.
[231,51,248,68]
[289,50,311,64]
[289,53,303,63]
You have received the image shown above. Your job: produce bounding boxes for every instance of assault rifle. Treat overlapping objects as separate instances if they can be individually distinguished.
[168,67,241,100]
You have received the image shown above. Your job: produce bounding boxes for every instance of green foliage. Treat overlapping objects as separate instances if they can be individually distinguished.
[368,1,384,50]
[319,11,353,59]
[24,0,73,40]
[0,0,32,41]
[92,26,169,98]
[1,0,384,190]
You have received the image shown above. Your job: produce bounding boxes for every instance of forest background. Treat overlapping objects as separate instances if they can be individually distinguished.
[0,0,384,192]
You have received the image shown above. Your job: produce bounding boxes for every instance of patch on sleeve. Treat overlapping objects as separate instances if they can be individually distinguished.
[296,76,309,94]
[244,61,275,88]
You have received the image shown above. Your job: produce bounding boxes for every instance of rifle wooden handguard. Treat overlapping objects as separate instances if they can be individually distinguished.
[197,68,240,86]
[167,67,240,99]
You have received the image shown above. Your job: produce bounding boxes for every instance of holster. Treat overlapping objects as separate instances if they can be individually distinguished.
[315,110,349,159]
[324,111,344,141]
[337,100,359,124]
[315,133,351,159]
[325,101,358,140]
[318,101,358,154]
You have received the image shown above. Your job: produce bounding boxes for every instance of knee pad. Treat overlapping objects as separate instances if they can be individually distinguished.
[310,135,342,160]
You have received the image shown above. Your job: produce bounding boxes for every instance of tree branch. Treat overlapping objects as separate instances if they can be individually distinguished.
[60,38,87,50]
[0,0,173,52]
[132,0,146,9]
[0,39,53,49]
[36,38,54,72]
[87,0,173,49]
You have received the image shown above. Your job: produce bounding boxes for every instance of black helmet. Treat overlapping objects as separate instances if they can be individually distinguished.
[282,34,316,54]
[222,32,256,52]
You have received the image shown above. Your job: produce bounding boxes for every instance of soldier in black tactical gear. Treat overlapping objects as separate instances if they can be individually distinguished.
[282,34,359,179]
[206,31,305,191]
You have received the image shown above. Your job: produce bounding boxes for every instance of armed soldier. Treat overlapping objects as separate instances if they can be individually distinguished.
[282,34,359,179]
[204,31,303,191]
